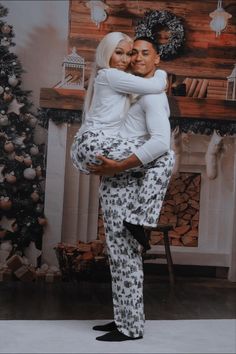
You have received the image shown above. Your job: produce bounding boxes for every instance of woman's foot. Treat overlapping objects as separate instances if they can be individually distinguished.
[96,329,143,342]
[123,221,151,251]
[93,321,117,332]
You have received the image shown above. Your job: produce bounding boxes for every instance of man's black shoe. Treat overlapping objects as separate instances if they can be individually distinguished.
[96,329,143,342]
[93,321,117,332]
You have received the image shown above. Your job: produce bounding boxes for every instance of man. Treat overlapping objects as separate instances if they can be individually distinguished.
[90,37,174,342]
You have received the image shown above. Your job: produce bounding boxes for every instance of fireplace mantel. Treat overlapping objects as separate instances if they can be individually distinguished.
[40,88,236,121]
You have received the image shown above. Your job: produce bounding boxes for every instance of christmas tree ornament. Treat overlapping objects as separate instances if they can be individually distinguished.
[24,241,42,268]
[33,124,47,145]
[1,37,10,46]
[15,155,24,163]
[23,167,36,180]
[0,113,9,126]
[26,113,38,128]
[0,215,16,231]
[36,203,44,214]
[23,155,32,166]
[35,165,42,177]
[31,191,39,202]
[0,166,5,183]
[5,172,17,184]
[13,133,26,147]
[5,87,10,92]
[0,197,12,211]
[7,98,24,115]
[1,24,11,34]
[0,86,4,95]
[30,145,39,156]
[3,91,13,102]
[38,217,47,226]
[4,141,14,153]
[8,75,19,87]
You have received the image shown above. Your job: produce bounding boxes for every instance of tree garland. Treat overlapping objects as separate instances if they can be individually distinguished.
[135,10,185,60]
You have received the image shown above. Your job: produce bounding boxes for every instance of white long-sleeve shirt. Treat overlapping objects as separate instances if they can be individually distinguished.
[119,92,171,165]
[78,68,167,136]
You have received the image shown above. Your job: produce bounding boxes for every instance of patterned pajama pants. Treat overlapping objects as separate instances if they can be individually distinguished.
[71,130,175,337]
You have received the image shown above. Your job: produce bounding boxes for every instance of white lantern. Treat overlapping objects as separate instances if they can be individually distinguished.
[226,64,236,101]
[209,0,232,37]
[86,1,108,28]
[58,47,85,90]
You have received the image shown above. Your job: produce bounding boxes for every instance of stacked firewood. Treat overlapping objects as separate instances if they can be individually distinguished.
[151,173,200,247]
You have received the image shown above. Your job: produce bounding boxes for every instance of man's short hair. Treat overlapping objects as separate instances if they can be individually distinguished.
[134,36,159,54]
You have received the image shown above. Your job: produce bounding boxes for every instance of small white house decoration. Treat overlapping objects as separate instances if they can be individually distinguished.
[60,47,85,90]
[226,64,236,101]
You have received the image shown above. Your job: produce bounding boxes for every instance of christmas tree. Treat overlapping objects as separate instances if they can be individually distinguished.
[0,3,46,264]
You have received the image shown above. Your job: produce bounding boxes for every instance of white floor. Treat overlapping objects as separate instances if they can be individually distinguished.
[0,320,235,353]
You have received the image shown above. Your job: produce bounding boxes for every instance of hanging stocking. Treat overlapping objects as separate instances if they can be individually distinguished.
[205,130,224,180]
[171,126,182,175]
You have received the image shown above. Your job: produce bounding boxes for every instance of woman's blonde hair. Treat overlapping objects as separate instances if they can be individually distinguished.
[83,32,133,118]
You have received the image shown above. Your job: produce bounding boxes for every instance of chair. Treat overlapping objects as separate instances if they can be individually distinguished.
[144,224,175,286]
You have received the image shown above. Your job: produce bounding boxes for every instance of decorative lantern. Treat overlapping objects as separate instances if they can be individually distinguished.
[209,0,232,37]
[86,1,108,28]
[59,47,85,90]
[226,64,236,101]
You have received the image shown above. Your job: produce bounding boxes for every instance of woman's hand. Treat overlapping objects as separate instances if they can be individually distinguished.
[87,155,122,176]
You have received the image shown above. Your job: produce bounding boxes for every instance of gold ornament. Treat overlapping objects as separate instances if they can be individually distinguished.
[3,92,13,102]
[23,156,32,166]
[1,24,11,34]
[0,197,12,211]
[38,217,47,226]
[31,191,40,203]
[5,172,17,184]
[4,141,14,153]
[15,155,24,163]
[35,166,42,177]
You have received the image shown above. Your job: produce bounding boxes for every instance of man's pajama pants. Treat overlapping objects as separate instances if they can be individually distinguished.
[71,130,175,337]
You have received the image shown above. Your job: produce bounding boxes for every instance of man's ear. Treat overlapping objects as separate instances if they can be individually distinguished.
[154,54,160,66]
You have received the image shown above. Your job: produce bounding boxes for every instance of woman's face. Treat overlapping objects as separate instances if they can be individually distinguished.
[109,40,133,71]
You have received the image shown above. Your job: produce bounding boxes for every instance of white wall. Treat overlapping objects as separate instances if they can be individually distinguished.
[1,0,69,109]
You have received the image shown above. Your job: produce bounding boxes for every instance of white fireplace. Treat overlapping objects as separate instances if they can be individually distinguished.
[41,122,236,281]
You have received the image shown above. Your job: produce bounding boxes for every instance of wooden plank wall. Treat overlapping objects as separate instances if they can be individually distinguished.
[69,0,236,82]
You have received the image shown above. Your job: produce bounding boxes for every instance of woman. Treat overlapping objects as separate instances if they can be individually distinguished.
[70,31,167,174]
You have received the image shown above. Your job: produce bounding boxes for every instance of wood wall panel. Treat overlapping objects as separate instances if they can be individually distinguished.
[69,0,235,80]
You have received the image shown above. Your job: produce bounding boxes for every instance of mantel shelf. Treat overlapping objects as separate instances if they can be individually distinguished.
[40,88,236,121]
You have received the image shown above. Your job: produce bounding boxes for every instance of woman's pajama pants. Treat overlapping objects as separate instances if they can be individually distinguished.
[71,131,175,337]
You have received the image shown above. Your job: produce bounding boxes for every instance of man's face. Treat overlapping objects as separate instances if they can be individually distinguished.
[130,40,160,78]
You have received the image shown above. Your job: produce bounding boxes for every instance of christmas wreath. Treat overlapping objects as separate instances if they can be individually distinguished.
[135,10,185,60]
